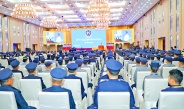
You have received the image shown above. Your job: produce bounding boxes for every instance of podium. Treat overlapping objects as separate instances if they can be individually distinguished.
[98,45,104,50]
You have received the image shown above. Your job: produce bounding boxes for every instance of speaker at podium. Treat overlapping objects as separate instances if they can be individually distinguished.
[98,43,104,50]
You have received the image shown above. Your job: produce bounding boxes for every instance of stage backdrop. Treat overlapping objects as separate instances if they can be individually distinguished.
[113,29,134,43]
[43,31,64,44]
[72,29,106,48]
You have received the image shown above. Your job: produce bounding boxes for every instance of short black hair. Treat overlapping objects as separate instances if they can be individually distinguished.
[150,57,154,60]
[157,57,160,61]
[41,59,45,63]
[58,61,63,65]
[107,68,120,76]
[141,62,147,65]
[68,69,76,73]
[65,60,69,65]
[151,67,159,73]
[23,59,27,62]
[169,69,183,84]
[27,69,36,73]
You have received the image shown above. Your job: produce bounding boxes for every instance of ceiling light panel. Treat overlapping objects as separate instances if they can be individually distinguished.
[7,0,31,3]
[46,3,70,9]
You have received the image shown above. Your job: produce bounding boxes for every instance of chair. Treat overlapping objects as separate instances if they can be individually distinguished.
[172,61,179,67]
[20,79,42,108]
[140,79,168,109]
[0,59,8,67]
[0,91,18,109]
[37,73,52,88]
[158,92,184,109]
[12,73,22,90]
[62,79,86,109]
[98,92,130,109]
[19,65,29,76]
[39,92,70,109]
[81,67,92,83]
[130,67,138,85]
[127,64,136,83]
[134,71,151,107]
[162,67,178,78]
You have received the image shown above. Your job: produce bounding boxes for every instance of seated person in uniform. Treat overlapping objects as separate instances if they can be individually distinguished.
[151,69,184,109]
[173,50,181,61]
[65,63,87,99]
[142,61,163,90]
[23,62,46,90]
[43,68,76,109]
[64,58,69,65]
[44,61,52,72]
[132,58,150,88]
[160,56,175,76]
[178,57,184,72]
[57,57,67,71]
[126,54,136,72]
[93,59,135,108]
[75,59,87,72]
[21,56,29,66]
[130,57,141,75]
[10,60,24,78]
[0,68,36,109]
[37,57,45,72]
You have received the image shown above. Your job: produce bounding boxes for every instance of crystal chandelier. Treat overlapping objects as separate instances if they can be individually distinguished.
[87,0,111,17]
[56,23,70,31]
[93,16,110,29]
[11,3,38,20]
[40,17,57,28]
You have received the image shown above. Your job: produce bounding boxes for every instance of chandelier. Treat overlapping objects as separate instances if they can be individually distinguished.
[93,16,110,29]
[11,3,38,20]
[87,0,111,17]
[56,23,70,31]
[40,17,57,28]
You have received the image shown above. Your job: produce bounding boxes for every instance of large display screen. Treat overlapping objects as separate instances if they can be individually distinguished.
[114,29,134,43]
[72,29,106,48]
[45,32,64,43]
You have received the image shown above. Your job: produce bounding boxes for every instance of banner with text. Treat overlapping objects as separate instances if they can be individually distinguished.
[72,29,106,48]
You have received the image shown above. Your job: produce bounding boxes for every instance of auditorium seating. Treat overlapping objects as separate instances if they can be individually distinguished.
[162,67,178,78]
[158,92,184,109]
[98,92,130,109]
[0,91,18,109]
[38,92,70,109]
[12,73,22,90]
[20,79,41,108]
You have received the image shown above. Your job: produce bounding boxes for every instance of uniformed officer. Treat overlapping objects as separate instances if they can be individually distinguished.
[44,61,52,72]
[43,68,76,109]
[133,58,150,88]
[0,68,36,109]
[152,69,184,109]
[173,50,181,61]
[130,57,141,75]
[23,62,46,90]
[160,56,175,76]
[21,56,29,66]
[93,59,135,108]
[142,61,163,90]
[65,63,86,99]
[126,54,136,71]
[10,60,24,78]
[75,59,87,72]
[57,57,67,71]
[178,57,184,72]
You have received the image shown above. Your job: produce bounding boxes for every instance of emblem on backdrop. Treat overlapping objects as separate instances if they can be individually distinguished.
[86,30,91,37]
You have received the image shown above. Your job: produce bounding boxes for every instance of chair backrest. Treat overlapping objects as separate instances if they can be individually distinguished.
[102,72,107,76]
[162,67,178,78]
[19,65,29,76]
[37,73,52,88]
[87,64,94,77]
[124,60,129,71]
[0,91,18,109]
[39,92,70,109]
[12,73,22,90]
[158,92,184,109]
[76,72,88,91]
[20,79,42,100]
[128,64,136,75]
[131,67,138,84]
[62,79,82,104]
[172,61,179,67]
[0,59,8,67]
[136,71,151,89]
[144,79,168,101]
[98,92,130,109]
[81,67,92,82]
